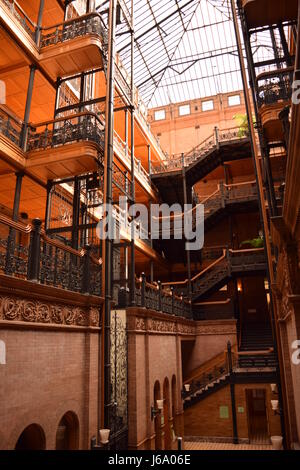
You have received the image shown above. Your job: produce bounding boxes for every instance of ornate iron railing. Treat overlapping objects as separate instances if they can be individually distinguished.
[152,126,249,174]
[256,68,293,108]
[0,215,102,297]
[40,12,108,48]
[118,273,191,318]
[0,107,23,146]
[27,112,105,152]
[182,354,230,401]
[1,0,36,40]
[154,181,258,237]
[162,247,266,299]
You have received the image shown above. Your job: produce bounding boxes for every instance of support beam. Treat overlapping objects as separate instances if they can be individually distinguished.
[130,0,136,306]
[102,0,118,436]
[21,65,36,151]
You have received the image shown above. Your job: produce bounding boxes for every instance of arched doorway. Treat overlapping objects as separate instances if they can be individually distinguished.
[163,378,171,449]
[15,424,46,450]
[154,380,162,450]
[55,411,79,450]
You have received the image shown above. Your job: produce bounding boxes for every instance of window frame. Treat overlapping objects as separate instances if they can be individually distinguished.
[201,100,214,112]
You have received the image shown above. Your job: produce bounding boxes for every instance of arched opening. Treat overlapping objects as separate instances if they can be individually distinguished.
[154,380,162,450]
[55,411,79,450]
[171,375,177,436]
[15,424,46,450]
[163,377,171,449]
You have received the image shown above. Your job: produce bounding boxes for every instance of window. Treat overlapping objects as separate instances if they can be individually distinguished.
[228,94,241,106]
[202,100,214,111]
[179,104,190,116]
[154,109,166,121]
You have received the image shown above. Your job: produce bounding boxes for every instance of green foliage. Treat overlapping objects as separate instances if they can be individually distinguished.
[233,113,255,137]
[240,237,264,249]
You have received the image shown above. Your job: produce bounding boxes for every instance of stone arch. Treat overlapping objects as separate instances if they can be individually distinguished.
[55,411,79,450]
[15,424,46,450]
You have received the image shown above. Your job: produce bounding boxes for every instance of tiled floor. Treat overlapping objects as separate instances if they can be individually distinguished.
[184,441,273,450]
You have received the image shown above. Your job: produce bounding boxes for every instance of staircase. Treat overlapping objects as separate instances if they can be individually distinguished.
[163,248,266,302]
[238,323,277,369]
[151,127,251,205]
[182,351,231,409]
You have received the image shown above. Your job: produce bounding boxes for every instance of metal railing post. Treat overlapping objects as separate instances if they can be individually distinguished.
[158,280,162,311]
[27,218,42,282]
[82,245,91,294]
[141,272,146,307]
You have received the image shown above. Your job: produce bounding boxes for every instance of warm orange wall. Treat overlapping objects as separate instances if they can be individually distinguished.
[149,92,246,156]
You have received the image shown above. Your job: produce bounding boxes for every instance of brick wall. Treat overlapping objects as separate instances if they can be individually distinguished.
[0,277,102,450]
[184,383,281,441]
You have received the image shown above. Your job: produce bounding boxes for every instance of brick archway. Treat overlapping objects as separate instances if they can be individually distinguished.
[15,424,46,450]
[55,411,79,450]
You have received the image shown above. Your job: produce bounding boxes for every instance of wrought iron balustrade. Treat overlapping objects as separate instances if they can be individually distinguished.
[135,275,191,318]
[256,69,293,108]
[1,0,36,40]
[27,112,105,152]
[118,274,191,318]
[152,126,249,174]
[0,107,22,146]
[0,215,102,297]
[0,214,30,277]
[162,247,266,300]
[40,12,108,48]
[182,355,229,401]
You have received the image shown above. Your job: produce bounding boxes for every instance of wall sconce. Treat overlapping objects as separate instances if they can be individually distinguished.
[184,384,191,392]
[237,280,242,292]
[151,399,164,420]
[271,400,281,415]
[270,383,278,394]
[99,429,111,445]
[90,429,111,450]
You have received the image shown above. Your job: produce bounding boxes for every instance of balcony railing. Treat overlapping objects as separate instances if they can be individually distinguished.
[256,68,293,108]
[0,106,22,146]
[1,0,36,40]
[118,273,191,319]
[40,12,108,48]
[113,131,150,186]
[0,214,102,296]
[152,126,249,174]
[27,112,105,152]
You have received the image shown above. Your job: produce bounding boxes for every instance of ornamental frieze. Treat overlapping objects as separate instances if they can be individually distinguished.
[195,324,236,335]
[0,296,100,327]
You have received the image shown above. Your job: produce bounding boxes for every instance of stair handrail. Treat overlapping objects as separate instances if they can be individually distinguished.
[183,348,233,385]
[161,249,227,289]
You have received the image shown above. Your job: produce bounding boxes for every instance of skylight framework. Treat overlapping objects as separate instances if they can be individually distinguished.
[115,0,245,107]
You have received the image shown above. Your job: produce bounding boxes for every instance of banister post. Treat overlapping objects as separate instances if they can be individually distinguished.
[158,281,162,311]
[82,245,91,294]
[141,272,146,307]
[27,218,42,282]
